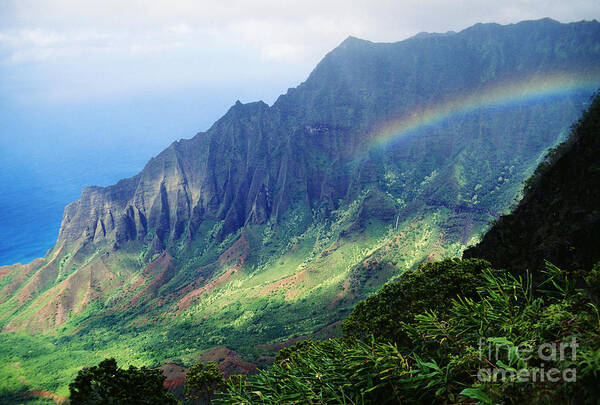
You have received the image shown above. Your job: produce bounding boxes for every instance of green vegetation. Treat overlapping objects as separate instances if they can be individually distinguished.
[464,91,600,274]
[69,358,178,404]
[208,91,600,404]
[0,93,595,401]
[0,19,599,404]
[218,260,600,404]
[185,362,225,404]
[342,258,491,345]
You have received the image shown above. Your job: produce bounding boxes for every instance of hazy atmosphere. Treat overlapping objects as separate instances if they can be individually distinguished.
[0,1,598,263]
[2,1,600,404]
[2,0,600,104]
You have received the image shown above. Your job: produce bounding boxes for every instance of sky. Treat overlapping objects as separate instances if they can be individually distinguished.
[1,0,599,113]
[0,1,599,264]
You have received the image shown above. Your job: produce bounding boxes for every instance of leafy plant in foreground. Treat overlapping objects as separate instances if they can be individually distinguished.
[342,258,492,346]
[217,260,600,404]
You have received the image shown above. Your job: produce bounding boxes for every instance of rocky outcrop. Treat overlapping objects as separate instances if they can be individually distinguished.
[53,19,600,256]
[2,19,600,335]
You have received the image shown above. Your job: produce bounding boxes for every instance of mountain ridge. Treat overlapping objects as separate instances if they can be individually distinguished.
[221,91,600,405]
[3,18,599,332]
[51,18,600,259]
[1,18,600,401]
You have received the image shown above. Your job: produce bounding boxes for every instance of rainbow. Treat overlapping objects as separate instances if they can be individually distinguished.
[368,71,600,151]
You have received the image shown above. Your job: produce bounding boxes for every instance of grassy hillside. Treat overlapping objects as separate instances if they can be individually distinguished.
[216,92,600,405]
[1,19,599,403]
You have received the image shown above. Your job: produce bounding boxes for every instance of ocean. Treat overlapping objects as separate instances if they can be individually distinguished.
[0,139,166,266]
[0,92,230,266]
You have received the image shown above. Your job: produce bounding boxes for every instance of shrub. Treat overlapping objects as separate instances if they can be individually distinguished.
[69,358,179,405]
[342,258,492,346]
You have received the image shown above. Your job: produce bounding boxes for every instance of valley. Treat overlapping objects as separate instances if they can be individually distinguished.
[1,18,599,403]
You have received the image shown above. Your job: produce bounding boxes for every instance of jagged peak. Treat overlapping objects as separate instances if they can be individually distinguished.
[51,17,600,262]
[332,35,374,52]
[227,99,269,113]
[410,30,457,40]
[340,35,370,45]
[225,99,269,117]
[461,17,581,34]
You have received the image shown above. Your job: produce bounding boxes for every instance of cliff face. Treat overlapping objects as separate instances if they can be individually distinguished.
[54,18,600,258]
[1,20,600,399]
[0,19,599,339]
[56,99,359,254]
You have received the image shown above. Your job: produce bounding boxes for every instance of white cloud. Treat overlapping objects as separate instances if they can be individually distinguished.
[260,43,303,62]
[0,0,598,103]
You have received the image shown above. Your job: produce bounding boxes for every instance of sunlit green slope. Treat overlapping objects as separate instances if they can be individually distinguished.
[1,18,600,402]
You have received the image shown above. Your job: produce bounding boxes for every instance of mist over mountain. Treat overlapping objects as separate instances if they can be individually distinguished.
[53,18,600,255]
[464,87,600,274]
[1,18,599,402]
[226,91,600,405]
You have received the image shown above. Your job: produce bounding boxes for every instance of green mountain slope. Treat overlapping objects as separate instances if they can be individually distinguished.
[0,18,599,402]
[222,91,600,405]
[463,91,600,274]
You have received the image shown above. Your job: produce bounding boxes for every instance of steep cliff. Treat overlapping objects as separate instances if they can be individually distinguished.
[0,20,599,398]
[53,19,600,258]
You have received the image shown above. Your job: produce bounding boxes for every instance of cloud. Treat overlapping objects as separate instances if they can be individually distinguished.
[0,0,598,104]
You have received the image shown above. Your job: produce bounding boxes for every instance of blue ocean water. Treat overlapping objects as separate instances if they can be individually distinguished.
[0,138,166,266]
[0,92,232,266]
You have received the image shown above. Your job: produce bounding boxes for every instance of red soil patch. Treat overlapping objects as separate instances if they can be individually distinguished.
[198,346,257,376]
[327,276,354,310]
[0,259,44,284]
[160,362,188,392]
[0,267,11,280]
[160,348,258,394]
[176,233,250,312]
[176,268,235,312]
[128,251,175,306]
[12,255,60,306]
[156,261,220,307]
[160,348,257,393]
[258,268,309,299]
[1,250,58,301]
[218,233,250,267]
[164,376,186,392]
[0,261,39,309]
[28,390,68,404]
[5,256,120,332]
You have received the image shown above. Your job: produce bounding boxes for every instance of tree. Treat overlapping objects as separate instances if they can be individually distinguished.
[184,361,224,404]
[69,358,179,404]
[342,258,492,345]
